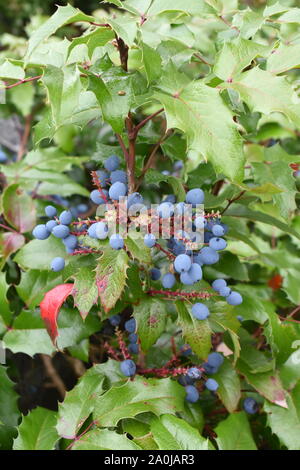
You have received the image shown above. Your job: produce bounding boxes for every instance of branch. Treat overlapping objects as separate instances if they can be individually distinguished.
[115,35,128,72]
[125,114,136,193]
[221,190,246,214]
[193,53,212,66]
[131,108,164,138]
[3,75,42,89]
[147,289,216,299]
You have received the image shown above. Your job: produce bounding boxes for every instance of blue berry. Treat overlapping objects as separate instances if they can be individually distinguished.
[199,247,219,265]
[162,170,170,175]
[150,268,161,281]
[174,160,183,170]
[227,291,243,306]
[187,263,202,282]
[185,385,199,403]
[237,315,244,322]
[209,237,227,251]
[120,359,136,377]
[110,233,124,250]
[45,205,57,217]
[90,189,108,205]
[109,314,121,326]
[46,220,58,232]
[193,252,203,266]
[212,224,225,237]
[212,279,227,292]
[195,216,205,229]
[168,238,186,255]
[128,343,139,354]
[243,397,258,414]
[63,234,78,249]
[109,182,127,201]
[180,272,194,285]
[186,188,204,205]
[110,170,127,184]
[163,195,176,203]
[77,203,88,213]
[204,231,214,243]
[87,224,98,238]
[32,224,50,240]
[175,202,186,215]
[219,286,231,297]
[157,202,174,219]
[104,155,120,172]
[174,254,192,273]
[187,367,202,380]
[125,318,136,333]
[127,192,143,209]
[207,352,224,368]
[59,210,72,225]
[144,233,156,248]
[205,378,219,392]
[96,170,109,187]
[94,222,108,240]
[52,224,70,239]
[191,303,210,320]
[203,362,218,375]
[51,257,65,272]
[178,375,194,386]
[0,149,8,163]
[128,333,138,343]
[162,273,176,289]
[180,344,192,356]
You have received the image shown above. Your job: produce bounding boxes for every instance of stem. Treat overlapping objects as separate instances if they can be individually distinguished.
[115,35,128,72]
[3,75,42,89]
[155,243,176,260]
[279,316,300,325]
[147,289,216,299]
[221,190,246,214]
[287,305,300,318]
[193,53,212,66]
[0,223,19,234]
[132,108,164,137]
[125,115,136,193]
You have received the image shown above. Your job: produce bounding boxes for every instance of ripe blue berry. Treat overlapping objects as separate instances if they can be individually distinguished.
[209,237,227,251]
[110,170,127,184]
[109,182,127,201]
[237,315,244,322]
[128,343,139,354]
[174,160,183,170]
[180,344,192,356]
[87,223,98,238]
[174,254,192,273]
[127,192,143,209]
[219,286,231,297]
[32,224,50,240]
[243,397,258,414]
[193,252,203,266]
[187,367,202,380]
[110,233,124,250]
[212,224,225,237]
[187,263,202,282]
[125,318,136,333]
[207,352,224,368]
[195,216,205,229]
[150,268,161,281]
[186,188,204,205]
[128,333,138,343]
[163,195,176,204]
[59,210,72,225]
[199,247,219,265]
[51,257,65,272]
[120,359,136,377]
[96,170,109,187]
[227,291,243,306]
[63,234,78,249]
[157,202,174,219]
[52,224,70,239]
[180,272,194,285]
[46,220,58,232]
[45,205,57,217]
[212,279,227,292]
[77,204,88,213]
[205,378,219,392]
[0,149,8,163]
[144,233,156,248]
[94,222,108,240]
[109,314,121,326]
[175,202,186,215]
[191,303,210,320]
[162,273,176,289]
[178,375,194,386]
[185,385,199,403]
[203,362,218,375]
[104,155,120,172]
[90,189,108,205]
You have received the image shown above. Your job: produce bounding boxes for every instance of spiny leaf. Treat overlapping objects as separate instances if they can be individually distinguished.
[176,301,211,359]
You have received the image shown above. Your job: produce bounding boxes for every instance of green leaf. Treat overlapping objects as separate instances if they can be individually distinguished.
[95,248,129,312]
[57,365,105,439]
[0,232,25,271]
[68,27,114,58]
[14,236,67,271]
[141,42,162,84]
[107,17,138,47]
[93,376,185,427]
[151,414,210,450]
[213,359,241,413]
[155,62,245,182]
[264,386,300,450]
[147,0,212,16]
[124,235,151,264]
[13,407,59,450]
[0,366,20,427]
[16,270,62,309]
[267,43,300,74]
[25,5,94,61]
[72,429,141,450]
[2,184,36,233]
[215,412,257,450]
[176,301,211,359]
[72,267,99,319]
[9,82,35,116]
[0,59,25,80]
[0,272,13,324]
[134,298,167,351]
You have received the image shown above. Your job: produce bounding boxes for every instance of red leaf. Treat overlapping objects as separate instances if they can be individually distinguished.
[40,284,74,345]
[268,274,283,290]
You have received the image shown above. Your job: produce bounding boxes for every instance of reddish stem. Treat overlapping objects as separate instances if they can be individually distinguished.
[116,328,131,360]
[147,289,216,299]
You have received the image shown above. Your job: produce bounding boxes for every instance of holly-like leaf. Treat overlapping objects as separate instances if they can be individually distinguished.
[13,407,59,450]
[72,429,142,450]
[14,236,67,271]
[266,43,300,75]
[57,366,105,439]
[124,235,151,264]
[16,270,62,309]
[133,298,167,351]
[213,359,241,413]
[93,376,185,427]
[0,59,25,80]
[2,184,36,233]
[68,27,114,58]
[0,232,25,271]
[0,272,13,325]
[40,283,74,344]
[71,267,99,319]
[0,366,20,427]
[141,42,162,84]
[95,248,129,312]
[150,414,210,450]
[176,301,211,359]
[215,412,257,450]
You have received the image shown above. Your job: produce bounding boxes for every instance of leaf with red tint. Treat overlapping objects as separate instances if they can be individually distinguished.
[268,274,283,290]
[40,284,74,345]
[2,183,36,233]
[290,163,299,171]
[0,231,25,269]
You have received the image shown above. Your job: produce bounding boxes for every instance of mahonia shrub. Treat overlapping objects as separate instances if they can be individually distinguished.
[0,0,300,451]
